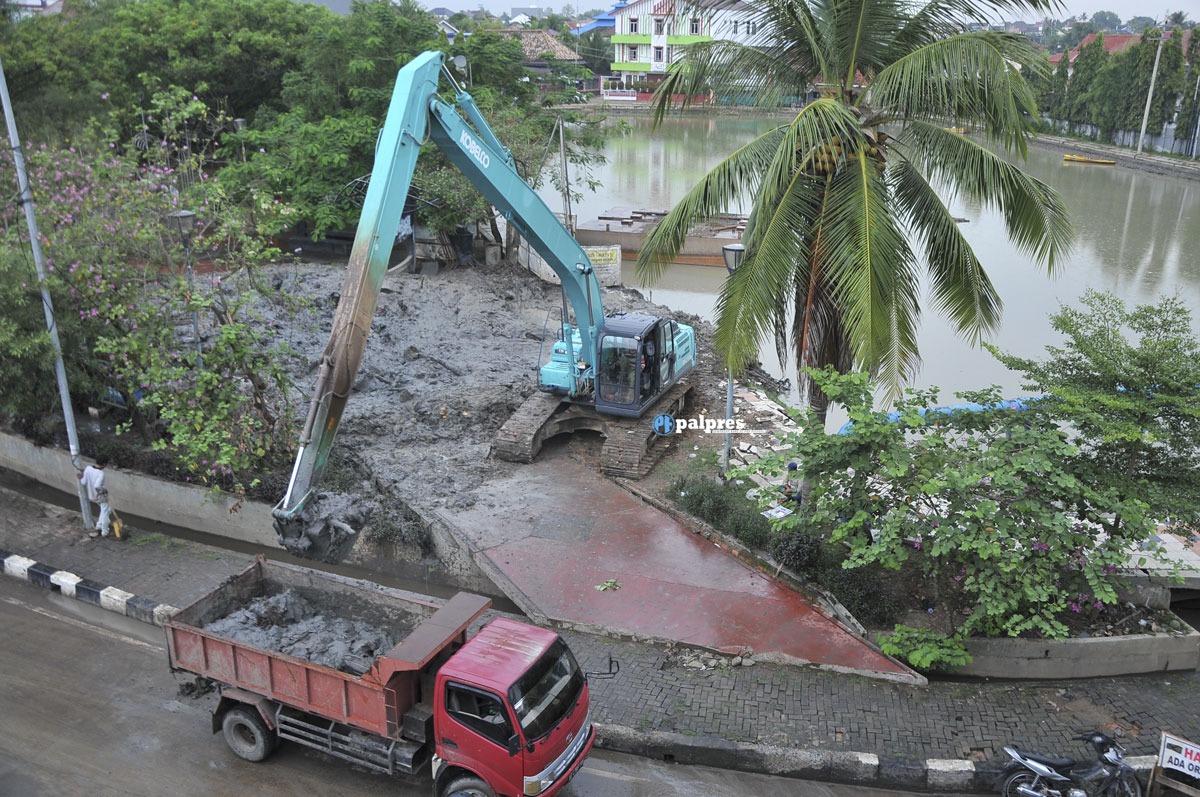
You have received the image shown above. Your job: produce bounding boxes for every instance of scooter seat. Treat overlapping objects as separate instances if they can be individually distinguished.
[1020,751,1076,770]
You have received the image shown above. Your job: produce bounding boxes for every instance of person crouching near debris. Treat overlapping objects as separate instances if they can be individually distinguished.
[781,461,803,505]
[79,455,112,538]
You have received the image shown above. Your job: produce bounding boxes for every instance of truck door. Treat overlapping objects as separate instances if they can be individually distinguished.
[443,683,523,789]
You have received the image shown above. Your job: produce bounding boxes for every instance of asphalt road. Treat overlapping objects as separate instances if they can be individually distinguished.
[0,576,975,797]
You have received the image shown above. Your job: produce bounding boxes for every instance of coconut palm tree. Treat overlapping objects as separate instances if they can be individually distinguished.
[635,0,1073,422]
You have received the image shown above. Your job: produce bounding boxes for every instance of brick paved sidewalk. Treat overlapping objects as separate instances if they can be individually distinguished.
[4,484,1199,792]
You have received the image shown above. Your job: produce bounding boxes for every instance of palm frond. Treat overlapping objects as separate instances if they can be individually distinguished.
[818,155,921,393]
[652,40,814,119]
[870,32,1042,150]
[889,158,1002,343]
[632,126,787,285]
[895,122,1074,271]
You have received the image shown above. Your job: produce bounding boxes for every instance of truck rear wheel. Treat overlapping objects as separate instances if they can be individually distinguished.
[221,706,277,762]
[442,775,496,797]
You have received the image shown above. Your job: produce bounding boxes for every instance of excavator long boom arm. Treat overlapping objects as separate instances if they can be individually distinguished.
[274,51,604,560]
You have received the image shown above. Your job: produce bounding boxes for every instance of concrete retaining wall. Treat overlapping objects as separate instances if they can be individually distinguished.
[0,432,277,547]
[0,431,501,594]
[960,629,1200,679]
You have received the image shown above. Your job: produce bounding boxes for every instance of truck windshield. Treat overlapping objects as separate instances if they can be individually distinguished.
[508,638,584,742]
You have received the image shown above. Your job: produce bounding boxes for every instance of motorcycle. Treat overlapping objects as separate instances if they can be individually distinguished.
[995,730,1143,797]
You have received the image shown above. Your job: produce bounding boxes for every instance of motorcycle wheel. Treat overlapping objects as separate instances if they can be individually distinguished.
[1001,771,1042,797]
[1105,774,1143,797]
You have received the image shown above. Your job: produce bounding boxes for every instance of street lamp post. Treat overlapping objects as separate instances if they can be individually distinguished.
[168,209,202,367]
[232,118,246,163]
[720,243,745,475]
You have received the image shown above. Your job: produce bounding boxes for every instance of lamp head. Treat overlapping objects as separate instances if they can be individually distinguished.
[168,210,196,246]
[722,243,745,275]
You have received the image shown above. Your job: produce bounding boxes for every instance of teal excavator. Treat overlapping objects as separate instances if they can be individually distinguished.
[273,51,696,562]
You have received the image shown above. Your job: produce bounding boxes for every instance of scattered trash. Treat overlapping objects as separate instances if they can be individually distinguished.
[595,578,621,591]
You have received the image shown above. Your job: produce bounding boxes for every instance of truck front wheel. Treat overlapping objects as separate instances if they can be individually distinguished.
[221,706,277,762]
[442,775,496,797]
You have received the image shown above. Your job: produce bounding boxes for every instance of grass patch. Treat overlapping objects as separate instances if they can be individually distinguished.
[131,532,186,550]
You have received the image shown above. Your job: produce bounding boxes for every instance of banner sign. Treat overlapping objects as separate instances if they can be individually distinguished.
[1159,733,1200,779]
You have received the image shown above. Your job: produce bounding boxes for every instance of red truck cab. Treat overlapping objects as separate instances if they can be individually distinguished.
[434,617,594,796]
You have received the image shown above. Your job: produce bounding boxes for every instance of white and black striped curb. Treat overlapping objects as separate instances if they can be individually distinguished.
[1,549,178,626]
[594,724,1158,793]
[595,724,995,791]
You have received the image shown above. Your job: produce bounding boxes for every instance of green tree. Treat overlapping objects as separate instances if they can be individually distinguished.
[1179,33,1200,155]
[1048,51,1070,121]
[635,0,1071,421]
[0,101,297,490]
[1089,28,1185,141]
[1066,33,1107,133]
[575,28,613,75]
[1062,21,1097,50]
[989,291,1200,537]
[1090,11,1121,31]
[760,369,1158,664]
[0,0,326,144]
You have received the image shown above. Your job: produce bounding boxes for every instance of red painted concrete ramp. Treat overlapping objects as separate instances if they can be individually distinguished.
[443,446,914,681]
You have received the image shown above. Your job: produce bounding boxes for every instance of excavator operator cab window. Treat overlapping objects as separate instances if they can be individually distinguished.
[598,335,638,405]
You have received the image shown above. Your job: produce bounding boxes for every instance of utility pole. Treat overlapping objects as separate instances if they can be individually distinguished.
[1136,19,1167,157]
[1190,70,1200,160]
[0,58,94,528]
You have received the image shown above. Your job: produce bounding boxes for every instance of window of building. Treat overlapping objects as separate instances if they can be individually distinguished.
[689,17,701,35]
[629,16,638,33]
[732,20,738,34]
[653,46,664,62]
[628,45,638,61]
[654,18,664,34]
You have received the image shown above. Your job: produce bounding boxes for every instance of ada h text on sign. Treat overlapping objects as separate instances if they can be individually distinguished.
[1159,732,1200,778]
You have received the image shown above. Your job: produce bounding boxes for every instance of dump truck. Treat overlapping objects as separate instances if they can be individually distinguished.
[165,557,596,797]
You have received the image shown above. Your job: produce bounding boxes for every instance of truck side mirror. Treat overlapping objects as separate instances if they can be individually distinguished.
[507,733,521,756]
[586,654,620,680]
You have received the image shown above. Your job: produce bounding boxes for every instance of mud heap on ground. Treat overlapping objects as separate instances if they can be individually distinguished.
[259,255,729,555]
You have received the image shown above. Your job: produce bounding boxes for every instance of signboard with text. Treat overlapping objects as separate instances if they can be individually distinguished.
[1150,732,1200,797]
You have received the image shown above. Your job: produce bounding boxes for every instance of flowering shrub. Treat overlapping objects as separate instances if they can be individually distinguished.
[0,91,297,492]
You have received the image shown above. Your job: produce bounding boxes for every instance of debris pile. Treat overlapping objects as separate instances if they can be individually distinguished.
[204,589,403,675]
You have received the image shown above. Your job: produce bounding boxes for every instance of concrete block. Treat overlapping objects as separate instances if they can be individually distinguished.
[100,586,135,614]
[51,571,82,597]
[74,579,106,606]
[3,554,36,579]
[879,756,926,787]
[927,758,975,790]
[153,604,180,626]
[27,561,57,589]
[829,751,878,783]
[125,595,160,624]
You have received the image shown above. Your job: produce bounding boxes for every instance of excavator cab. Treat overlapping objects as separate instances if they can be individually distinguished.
[594,313,684,418]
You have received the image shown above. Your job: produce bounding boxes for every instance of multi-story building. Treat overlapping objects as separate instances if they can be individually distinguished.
[607,0,761,85]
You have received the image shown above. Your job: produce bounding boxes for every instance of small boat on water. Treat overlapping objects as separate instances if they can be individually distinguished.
[1063,154,1116,165]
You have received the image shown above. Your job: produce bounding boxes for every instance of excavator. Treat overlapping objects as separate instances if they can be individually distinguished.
[273,51,696,562]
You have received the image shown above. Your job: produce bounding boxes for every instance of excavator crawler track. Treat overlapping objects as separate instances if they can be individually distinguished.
[493,379,693,479]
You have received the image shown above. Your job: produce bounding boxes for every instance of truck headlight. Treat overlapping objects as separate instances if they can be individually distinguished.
[524,776,554,795]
